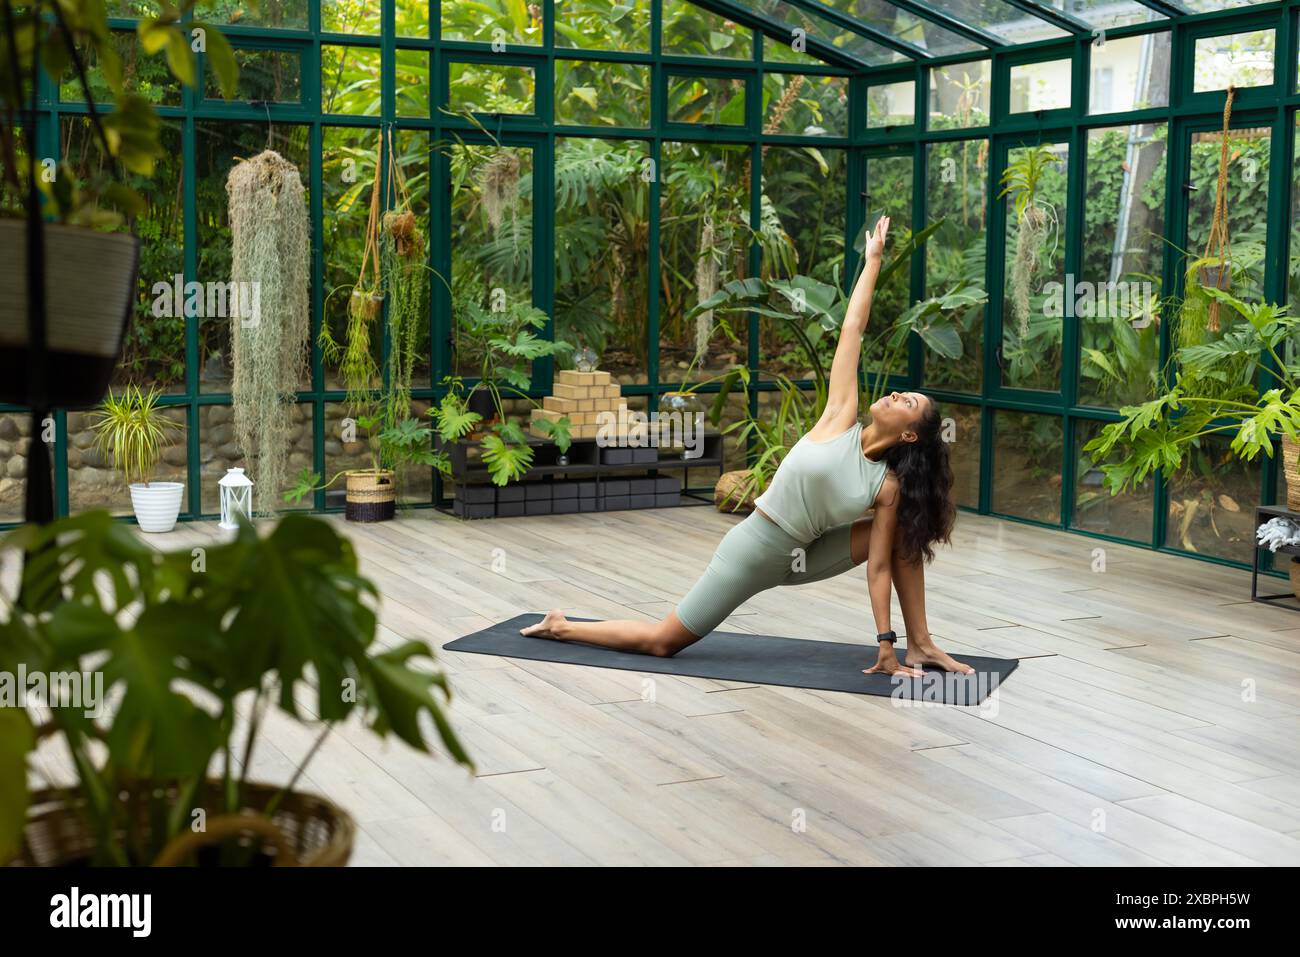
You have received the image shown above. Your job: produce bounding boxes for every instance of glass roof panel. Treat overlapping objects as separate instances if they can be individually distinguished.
[815,0,986,57]
[1041,0,1165,30]
[932,0,1070,44]
[1180,0,1275,12]
[750,0,912,65]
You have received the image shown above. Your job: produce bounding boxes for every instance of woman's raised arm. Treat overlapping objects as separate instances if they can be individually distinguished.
[816,216,890,437]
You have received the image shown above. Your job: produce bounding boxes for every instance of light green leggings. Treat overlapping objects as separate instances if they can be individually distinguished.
[675,511,861,638]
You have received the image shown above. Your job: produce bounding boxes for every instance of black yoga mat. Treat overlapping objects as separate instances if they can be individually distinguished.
[444,614,1018,705]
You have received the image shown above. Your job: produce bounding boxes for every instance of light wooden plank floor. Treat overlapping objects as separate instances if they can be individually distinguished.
[30,506,1300,865]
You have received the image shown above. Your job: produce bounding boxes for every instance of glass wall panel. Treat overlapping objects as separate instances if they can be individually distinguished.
[323,1,379,34]
[1009,58,1071,114]
[1164,435,1259,563]
[59,30,181,106]
[924,139,988,394]
[321,127,383,395]
[63,118,186,394]
[448,62,536,116]
[1072,419,1153,542]
[554,138,651,386]
[1186,126,1270,307]
[194,121,311,395]
[929,60,991,130]
[394,129,432,392]
[1193,29,1276,92]
[1090,32,1172,113]
[67,406,186,517]
[209,47,301,103]
[667,74,746,126]
[1079,123,1166,408]
[204,402,313,514]
[992,410,1062,524]
[863,153,913,376]
[396,0,430,39]
[451,144,535,379]
[396,51,430,118]
[1000,141,1069,392]
[758,146,846,380]
[940,402,981,510]
[659,141,750,382]
[867,80,915,129]
[556,61,651,128]
[0,414,36,522]
[556,0,651,52]
[203,0,308,30]
[762,73,847,137]
[442,0,541,45]
[321,45,381,115]
[1292,116,1300,315]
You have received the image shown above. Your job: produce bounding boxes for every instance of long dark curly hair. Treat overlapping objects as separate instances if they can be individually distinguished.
[880,401,955,564]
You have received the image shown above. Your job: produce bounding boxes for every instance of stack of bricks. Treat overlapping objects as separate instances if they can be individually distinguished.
[530,369,628,440]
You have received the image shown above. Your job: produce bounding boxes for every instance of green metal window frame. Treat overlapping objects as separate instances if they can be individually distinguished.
[4,0,1299,583]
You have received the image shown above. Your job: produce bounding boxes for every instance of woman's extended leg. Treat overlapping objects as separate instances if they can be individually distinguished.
[520,608,700,658]
[520,512,793,658]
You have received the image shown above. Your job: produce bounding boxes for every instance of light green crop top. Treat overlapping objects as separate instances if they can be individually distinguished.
[752,421,889,543]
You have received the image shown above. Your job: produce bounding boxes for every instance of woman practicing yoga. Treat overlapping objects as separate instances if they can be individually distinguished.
[522,216,972,678]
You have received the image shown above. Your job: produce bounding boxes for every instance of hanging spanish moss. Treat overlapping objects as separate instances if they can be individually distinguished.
[1010,203,1048,340]
[694,212,719,359]
[226,150,310,515]
[479,149,521,232]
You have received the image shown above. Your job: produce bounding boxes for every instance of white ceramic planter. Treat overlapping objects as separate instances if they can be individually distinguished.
[129,482,184,533]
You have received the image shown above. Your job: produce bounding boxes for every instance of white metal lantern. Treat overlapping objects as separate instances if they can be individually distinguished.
[218,467,254,530]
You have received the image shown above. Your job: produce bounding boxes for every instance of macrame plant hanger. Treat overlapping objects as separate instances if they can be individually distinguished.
[1202,85,1235,333]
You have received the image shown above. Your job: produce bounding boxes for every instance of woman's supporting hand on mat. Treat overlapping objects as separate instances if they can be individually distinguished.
[863,643,924,679]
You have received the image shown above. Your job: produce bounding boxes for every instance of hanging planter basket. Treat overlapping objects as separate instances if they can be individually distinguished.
[0,221,139,408]
[12,781,354,867]
[344,468,395,522]
[350,288,385,322]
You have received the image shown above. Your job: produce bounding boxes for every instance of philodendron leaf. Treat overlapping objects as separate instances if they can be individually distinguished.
[363,641,472,766]
[101,606,224,779]
[915,321,963,360]
[0,707,34,864]
[481,433,534,485]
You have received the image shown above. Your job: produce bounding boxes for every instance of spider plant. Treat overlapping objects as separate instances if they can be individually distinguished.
[88,385,180,487]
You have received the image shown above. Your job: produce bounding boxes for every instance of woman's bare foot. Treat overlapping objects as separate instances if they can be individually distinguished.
[904,636,975,676]
[520,608,568,639]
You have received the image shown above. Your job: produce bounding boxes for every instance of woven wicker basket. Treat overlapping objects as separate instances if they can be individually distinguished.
[1288,559,1300,601]
[10,782,354,867]
[345,469,395,522]
[1283,437,1300,512]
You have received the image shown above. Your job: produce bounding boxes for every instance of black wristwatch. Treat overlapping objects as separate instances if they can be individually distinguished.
[876,630,897,644]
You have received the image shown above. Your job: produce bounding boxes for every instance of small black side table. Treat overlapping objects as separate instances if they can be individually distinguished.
[1251,505,1300,609]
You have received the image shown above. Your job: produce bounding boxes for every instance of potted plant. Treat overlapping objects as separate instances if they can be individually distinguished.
[284,413,439,522]
[1086,287,1299,561]
[431,300,574,486]
[88,384,184,533]
[0,510,470,866]
[0,2,237,409]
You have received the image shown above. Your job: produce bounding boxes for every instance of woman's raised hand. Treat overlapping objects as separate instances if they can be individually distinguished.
[865,215,890,261]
